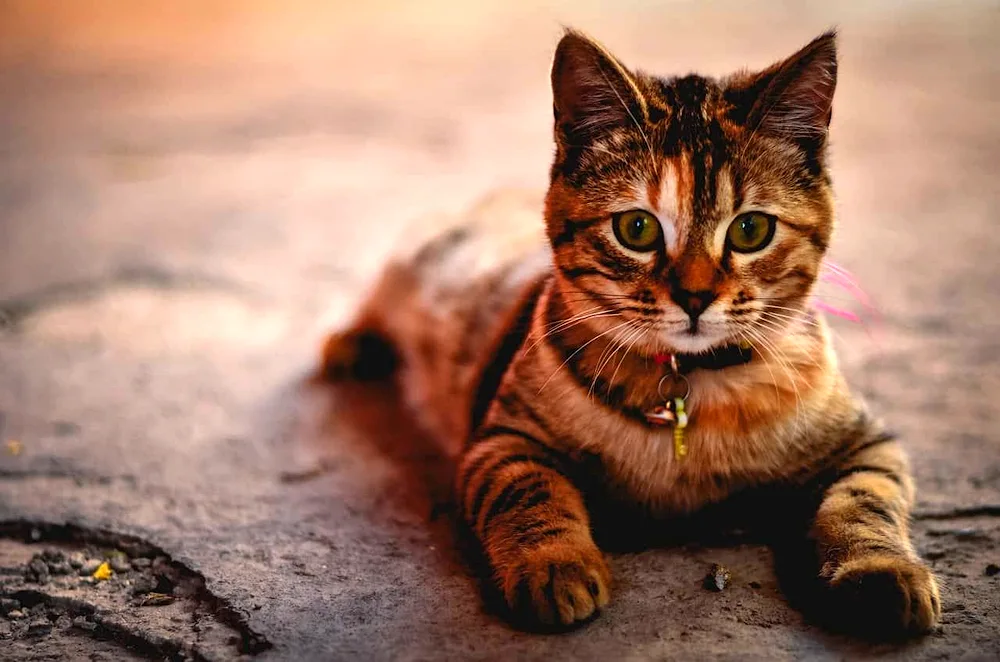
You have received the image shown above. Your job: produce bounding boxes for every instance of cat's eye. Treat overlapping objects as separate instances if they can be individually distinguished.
[726,212,776,253]
[612,210,662,252]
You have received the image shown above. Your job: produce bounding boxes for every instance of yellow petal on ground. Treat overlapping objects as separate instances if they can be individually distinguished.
[93,561,112,581]
[5,440,23,456]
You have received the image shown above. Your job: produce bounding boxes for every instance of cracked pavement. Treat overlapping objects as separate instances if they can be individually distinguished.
[1,2,998,660]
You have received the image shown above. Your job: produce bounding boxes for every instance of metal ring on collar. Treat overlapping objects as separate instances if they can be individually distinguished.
[656,373,690,402]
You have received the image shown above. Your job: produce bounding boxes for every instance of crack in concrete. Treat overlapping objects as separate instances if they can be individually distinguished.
[914,505,1000,520]
[0,264,260,329]
[0,467,134,487]
[0,519,271,659]
[7,588,194,660]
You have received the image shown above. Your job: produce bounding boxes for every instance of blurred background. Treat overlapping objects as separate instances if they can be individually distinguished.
[0,1,998,659]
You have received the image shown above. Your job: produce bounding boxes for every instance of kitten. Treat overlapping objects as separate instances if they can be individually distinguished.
[320,29,940,636]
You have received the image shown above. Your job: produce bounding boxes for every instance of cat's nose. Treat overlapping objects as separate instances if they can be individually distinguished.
[670,288,717,325]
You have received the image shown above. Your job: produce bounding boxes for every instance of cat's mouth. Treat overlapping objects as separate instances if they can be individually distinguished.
[656,321,733,355]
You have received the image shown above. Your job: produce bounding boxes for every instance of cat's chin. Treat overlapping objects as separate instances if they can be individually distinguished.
[656,328,732,355]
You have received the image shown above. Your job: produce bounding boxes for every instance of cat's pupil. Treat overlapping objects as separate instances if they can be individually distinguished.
[740,217,757,238]
[630,218,646,238]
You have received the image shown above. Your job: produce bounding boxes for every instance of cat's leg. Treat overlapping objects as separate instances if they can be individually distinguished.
[320,327,397,381]
[318,266,411,381]
[810,434,940,635]
[457,427,610,626]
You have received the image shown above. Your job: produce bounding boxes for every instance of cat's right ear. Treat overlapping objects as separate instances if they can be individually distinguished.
[551,29,647,143]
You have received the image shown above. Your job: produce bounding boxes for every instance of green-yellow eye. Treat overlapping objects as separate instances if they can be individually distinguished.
[612,210,662,252]
[727,212,776,253]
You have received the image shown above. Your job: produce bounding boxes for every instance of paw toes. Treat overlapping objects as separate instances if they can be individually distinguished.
[504,546,611,628]
[587,567,610,608]
[829,555,941,636]
[565,582,596,621]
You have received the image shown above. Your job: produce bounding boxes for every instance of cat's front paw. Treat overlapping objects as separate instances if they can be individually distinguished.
[827,554,941,636]
[501,541,611,627]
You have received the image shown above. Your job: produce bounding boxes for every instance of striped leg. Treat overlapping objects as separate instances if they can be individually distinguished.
[811,437,940,635]
[457,427,610,626]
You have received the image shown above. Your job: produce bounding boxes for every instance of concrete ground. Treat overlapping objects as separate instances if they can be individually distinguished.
[1,1,998,660]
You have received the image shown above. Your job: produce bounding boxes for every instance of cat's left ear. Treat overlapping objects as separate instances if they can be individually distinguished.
[550,29,647,143]
[726,31,838,143]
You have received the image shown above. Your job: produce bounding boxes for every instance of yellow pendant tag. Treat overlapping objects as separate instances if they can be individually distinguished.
[647,370,692,459]
[672,396,688,459]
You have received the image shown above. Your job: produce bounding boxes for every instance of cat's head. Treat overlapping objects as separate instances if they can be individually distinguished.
[545,29,837,355]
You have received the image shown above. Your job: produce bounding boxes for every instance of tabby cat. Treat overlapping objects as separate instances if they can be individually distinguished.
[320,29,940,636]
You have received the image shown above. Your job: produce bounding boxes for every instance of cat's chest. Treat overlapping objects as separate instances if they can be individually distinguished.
[581,422,773,514]
[515,332,839,515]
[553,387,806,516]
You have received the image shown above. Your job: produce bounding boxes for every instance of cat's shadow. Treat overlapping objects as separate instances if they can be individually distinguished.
[282,371,926,651]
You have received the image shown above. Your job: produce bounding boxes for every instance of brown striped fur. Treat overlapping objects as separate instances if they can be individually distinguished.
[320,30,939,636]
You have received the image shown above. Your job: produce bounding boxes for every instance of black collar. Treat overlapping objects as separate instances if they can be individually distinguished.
[654,343,754,375]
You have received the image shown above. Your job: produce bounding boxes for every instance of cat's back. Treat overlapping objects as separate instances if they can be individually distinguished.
[395,188,549,280]
[365,188,552,448]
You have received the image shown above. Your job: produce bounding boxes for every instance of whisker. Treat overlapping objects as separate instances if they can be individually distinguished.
[736,328,782,407]
[609,321,650,393]
[743,325,807,439]
[524,310,622,356]
[589,320,642,401]
[536,318,636,394]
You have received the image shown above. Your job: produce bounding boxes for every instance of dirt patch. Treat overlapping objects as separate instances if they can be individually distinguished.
[0,521,269,661]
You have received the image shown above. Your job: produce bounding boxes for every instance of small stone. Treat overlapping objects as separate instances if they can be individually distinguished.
[0,598,20,615]
[7,610,25,619]
[53,421,80,437]
[986,563,1000,577]
[72,616,96,632]
[28,605,50,619]
[109,554,131,573]
[131,557,151,570]
[68,552,86,569]
[49,560,72,576]
[130,576,157,595]
[79,559,102,576]
[28,557,50,582]
[41,548,64,563]
[151,556,172,575]
[703,563,732,592]
[0,620,12,638]
[29,528,41,541]
[55,614,72,630]
[27,618,51,636]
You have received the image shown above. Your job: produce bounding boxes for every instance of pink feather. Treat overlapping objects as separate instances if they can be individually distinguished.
[811,260,883,343]
[813,299,862,323]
